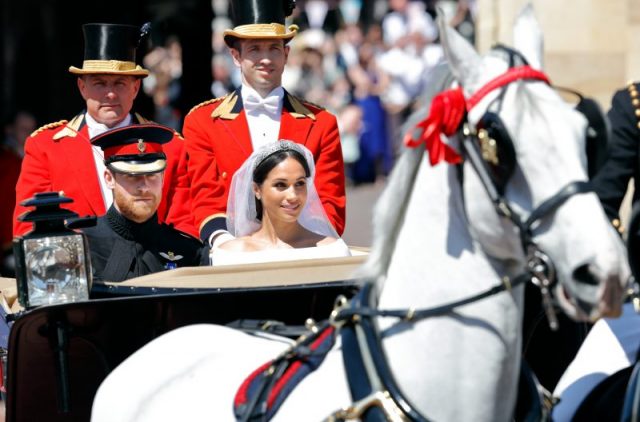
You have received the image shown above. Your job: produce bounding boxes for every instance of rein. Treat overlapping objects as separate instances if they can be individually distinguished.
[233,64,591,422]
[323,65,592,421]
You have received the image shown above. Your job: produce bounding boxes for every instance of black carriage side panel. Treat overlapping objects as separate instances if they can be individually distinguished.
[4,282,358,422]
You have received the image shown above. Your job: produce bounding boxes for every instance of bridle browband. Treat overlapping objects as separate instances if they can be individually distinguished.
[233,60,594,422]
[323,63,593,421]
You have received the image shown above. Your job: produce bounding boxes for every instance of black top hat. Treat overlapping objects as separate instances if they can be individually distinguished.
[69,23,150,76]
[92,124,174,175]
[224,0,298,47]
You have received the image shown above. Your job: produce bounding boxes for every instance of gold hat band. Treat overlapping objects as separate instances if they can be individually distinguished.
[223,23,298,41]
[69,60,149,76]
[82,60,138,71]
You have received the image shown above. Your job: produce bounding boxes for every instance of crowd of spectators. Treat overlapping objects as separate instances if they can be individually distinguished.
[152,0,477,185]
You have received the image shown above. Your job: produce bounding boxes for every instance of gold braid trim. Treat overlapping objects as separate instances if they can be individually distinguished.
[287,94,317,120]
[31,120,68,137]
[189,96,227,115]
[211,93,239,119]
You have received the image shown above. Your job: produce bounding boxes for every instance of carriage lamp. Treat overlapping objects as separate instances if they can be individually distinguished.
[13,192,95,309]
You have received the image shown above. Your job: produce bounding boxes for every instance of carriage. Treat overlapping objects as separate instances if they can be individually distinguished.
[1,3,635,421]
[0,252,367,422]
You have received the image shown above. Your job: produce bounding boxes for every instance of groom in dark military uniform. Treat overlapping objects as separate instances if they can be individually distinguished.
[14,22,195,238]
[593,81,640,233]
[83,124,206,283]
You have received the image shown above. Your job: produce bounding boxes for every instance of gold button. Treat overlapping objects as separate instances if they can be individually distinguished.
[635,109,640,117]
[221,171,228,180]
[633,99,640,106]
[631,90,639,98]
[637,121,640,130]
[613,218,620,228]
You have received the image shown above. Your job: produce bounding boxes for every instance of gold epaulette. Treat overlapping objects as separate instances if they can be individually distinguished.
[287,94,318,120]
[299,97,326,111]
[135,113,151,124]
[30,120,68,137]
[188,96,226,115]
[211,93,239,119]
[627,83,640,128]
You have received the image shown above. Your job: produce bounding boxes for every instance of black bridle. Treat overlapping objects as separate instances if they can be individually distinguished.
[233,53,595,422]
[324,58,593,422]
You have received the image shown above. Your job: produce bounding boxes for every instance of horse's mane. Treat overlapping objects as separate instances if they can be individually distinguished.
[357,62,457,291]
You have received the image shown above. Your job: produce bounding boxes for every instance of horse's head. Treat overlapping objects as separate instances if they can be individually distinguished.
[438,4,629,321]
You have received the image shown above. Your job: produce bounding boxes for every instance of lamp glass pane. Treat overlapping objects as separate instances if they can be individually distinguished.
[22,234,89,307]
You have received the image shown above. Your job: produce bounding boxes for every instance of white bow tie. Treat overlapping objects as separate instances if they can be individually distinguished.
[244,94,280,116]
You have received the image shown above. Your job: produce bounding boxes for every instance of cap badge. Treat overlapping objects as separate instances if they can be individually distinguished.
[137,139,146,153]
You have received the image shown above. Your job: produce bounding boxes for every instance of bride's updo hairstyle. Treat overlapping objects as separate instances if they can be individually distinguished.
[227,140,338,238]
[252,145,311,220]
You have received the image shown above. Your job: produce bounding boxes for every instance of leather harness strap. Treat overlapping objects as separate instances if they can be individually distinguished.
[234,322,336,422]
[327,272,530,421]
[326,57,590,421]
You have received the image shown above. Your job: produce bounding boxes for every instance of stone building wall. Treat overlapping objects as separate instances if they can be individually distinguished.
[475,0,638,227]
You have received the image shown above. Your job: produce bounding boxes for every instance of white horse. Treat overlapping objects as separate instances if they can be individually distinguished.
[90,6,628,422]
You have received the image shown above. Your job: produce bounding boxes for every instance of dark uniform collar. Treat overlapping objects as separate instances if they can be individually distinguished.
[106,205,159,241]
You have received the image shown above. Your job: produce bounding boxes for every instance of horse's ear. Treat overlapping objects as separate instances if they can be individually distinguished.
[437,7,481,88]
[513,3,544,69]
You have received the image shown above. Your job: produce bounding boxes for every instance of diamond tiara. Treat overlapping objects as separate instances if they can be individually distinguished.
[252,140,309,172]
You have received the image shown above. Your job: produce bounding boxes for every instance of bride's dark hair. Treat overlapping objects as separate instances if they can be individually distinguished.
[252,149,310,220]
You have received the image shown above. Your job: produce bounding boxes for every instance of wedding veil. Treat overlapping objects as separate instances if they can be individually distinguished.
[226,140,339,238]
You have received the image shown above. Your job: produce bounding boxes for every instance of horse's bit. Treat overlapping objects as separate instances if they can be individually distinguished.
[234,51,596,422]
[323,54,596,422]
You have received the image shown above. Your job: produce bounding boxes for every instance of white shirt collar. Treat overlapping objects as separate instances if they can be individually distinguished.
[84,113,133,139]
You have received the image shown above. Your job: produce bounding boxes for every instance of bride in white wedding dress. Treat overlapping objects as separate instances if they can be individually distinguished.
[210,140,351,266]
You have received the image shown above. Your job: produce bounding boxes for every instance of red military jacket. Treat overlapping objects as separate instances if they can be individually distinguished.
[13,113,196,237]
[183,89,346,241]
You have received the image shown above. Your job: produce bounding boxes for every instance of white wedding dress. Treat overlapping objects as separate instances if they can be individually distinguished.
[210,238,352,266]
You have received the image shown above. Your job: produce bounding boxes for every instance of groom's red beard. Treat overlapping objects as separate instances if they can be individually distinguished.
[114,191,161,223]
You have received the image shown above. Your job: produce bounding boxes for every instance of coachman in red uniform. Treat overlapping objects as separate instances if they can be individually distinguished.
[183,0,346,246]
[14,23,195,237]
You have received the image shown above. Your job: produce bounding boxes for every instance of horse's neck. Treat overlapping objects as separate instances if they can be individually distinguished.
[378,154,520,309]
[374,155,524,421]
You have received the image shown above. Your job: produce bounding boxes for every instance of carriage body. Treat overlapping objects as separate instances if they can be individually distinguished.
[0,253,366,422]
